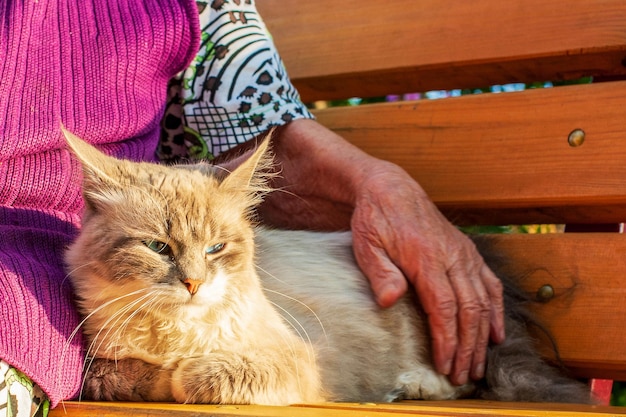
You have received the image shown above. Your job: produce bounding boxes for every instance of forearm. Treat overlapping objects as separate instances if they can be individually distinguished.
[257,118,409,231]
[218,118,426,231]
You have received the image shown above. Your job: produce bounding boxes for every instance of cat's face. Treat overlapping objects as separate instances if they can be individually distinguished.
[63,129,272,316]
[73,166,255,309]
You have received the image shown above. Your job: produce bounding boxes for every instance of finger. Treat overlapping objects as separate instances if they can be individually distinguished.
[351,230,408,308]
[447,255,489,385]
[484,265,506,344]
[414,266,458,377]
[468,264,497,380]
[395,231,460,377]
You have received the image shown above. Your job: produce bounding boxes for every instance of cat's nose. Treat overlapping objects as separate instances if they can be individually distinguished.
[182,278,202,295]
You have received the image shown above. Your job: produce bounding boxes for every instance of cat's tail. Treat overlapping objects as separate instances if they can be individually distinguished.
[472,237,594,404]
[480,312,593,403]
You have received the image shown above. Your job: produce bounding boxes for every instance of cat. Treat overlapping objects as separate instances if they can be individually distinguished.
[62,128,592,405]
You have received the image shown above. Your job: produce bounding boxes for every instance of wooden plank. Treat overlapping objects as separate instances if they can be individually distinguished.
[314,80,626,225]
[484,233,626,380]
[309,401,626,416]
[258,0,626,101]
[49,401,626,417]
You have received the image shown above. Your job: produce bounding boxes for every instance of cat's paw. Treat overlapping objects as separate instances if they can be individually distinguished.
[83,357,174,401]
[172,352,321,405]
[385,368,475,401]
[172,354,270,404]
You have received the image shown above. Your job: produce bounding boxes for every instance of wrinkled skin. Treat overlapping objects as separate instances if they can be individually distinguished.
[349,165,505,384]
[221,118,505,385]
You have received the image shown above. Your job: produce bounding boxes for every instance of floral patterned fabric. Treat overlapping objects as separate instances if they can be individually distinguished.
[0,362,48,417]
[159,0,313,162]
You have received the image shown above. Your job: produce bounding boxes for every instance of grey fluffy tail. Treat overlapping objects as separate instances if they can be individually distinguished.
[472,237,593,404]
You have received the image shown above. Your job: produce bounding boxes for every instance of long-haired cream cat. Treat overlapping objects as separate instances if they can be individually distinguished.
[63,129,591,405]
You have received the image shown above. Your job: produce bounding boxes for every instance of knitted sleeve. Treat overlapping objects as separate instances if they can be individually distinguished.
[159,0,314,162]
[0,0,200,409]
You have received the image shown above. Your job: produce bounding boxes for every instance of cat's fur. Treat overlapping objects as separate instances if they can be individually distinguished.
[63,129,592,405]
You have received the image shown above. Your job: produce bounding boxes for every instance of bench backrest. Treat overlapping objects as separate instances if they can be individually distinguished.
[259,0,626,381]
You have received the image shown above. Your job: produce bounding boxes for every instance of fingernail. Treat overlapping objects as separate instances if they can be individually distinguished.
[457,370,469,385]
[473,362,485,379]
[491,326,506,344]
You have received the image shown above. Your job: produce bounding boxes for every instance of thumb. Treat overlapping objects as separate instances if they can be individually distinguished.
[352,233,408,308]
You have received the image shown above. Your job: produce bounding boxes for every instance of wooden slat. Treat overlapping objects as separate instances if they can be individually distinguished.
[49,400,626,417]
[484,233,626,380]
[315,80,626,225]
[308,401,626,416]
[258,0,626,102]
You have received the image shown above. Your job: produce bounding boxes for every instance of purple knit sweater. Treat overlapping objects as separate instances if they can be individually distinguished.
[0,0,200,406]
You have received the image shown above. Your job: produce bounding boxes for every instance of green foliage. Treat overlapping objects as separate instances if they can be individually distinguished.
[458,225,517,234]
[310,77,594,109]
[613,382,626,406]
[459,224,562,235]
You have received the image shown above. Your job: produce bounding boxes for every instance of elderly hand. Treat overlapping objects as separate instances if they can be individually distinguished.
[350,161,505,385]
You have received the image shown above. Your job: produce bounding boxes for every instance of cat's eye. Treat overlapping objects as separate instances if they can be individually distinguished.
[144,239,171,255]
[206,242,225,255]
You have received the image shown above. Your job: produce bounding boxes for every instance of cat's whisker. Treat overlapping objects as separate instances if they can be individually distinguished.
[132,291,166,330]
[267,300,311,346]
[269,185,304,202]
[79,290,156,394]
[63,287,149,363]
[58,261,103,392]
[84,290,150,348]
[211,164,233,175]
[83,290,157,363]
[113,288,175,349]
[256,263,327,341]
[87,291,157,360]
[71,289,149,399]
[112,292,163,353]
[265,300,318,398]
[257,266,327,394]
[255,264,288,285]
[79,289,163,400]
[263,287,327,343]
[60,260,98,287]
[78,296,148,401]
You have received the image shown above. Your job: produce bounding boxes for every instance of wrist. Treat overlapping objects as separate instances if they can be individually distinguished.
[270,119,370,207]
[257,119,375,229]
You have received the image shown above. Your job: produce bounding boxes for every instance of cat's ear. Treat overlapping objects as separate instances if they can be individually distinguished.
[220,137,274,208]
[61,125,126,211]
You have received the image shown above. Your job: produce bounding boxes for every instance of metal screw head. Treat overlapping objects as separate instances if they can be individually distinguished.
[536,284,555,302]
[568,129,585,147]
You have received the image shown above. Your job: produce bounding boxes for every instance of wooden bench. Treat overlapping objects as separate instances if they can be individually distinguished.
[50,1,626,415]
